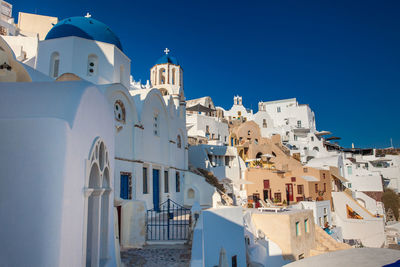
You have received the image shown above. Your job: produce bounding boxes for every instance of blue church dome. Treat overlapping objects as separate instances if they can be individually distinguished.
[45,16,123,51]
[155,54,179,65]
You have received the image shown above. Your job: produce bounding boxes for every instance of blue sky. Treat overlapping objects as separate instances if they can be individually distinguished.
[13,0,400,148]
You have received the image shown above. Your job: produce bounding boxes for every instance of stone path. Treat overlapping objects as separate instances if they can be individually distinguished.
[121,244,191,267]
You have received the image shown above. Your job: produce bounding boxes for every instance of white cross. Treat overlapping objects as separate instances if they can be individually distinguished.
[85,12,91,18]
[164,48,170,55]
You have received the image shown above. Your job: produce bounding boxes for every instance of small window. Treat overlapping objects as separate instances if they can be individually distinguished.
[238,111,241,116]
[297,185,304,195]
[176,172,180,192]
[225,156,230,166]
[347,166,352,175]
[291,177,296,182]
[87,54,98,76]
[263,119,267,128]
[322,173,326,179]
[348,183,352,188]
[324,208,327,214]
[164,170,169,193]
[187,188,195,199]
[315,184,318,193]
[303,168,308,173]
[297,120,302,128]
[248,130,251,136]
[277,107,281,113]
[304,219,309,233]
[114,100,125,123]
[295,221,300,236]
[274,192,281,202]
[177,135,182,148]
[153,113,159,136]
[323,183,326,192]
[263,180,270,189]
[143,167,148,194]
[294,135,298,141]
[49,52,60,78]
[311,136,314,141]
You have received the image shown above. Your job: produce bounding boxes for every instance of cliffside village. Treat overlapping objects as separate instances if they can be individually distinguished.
[0,3,399,266]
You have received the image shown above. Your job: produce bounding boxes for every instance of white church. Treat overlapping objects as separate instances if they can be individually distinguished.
[0,13,216,266]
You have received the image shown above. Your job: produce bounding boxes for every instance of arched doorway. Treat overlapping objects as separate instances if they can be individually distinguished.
[84,138,111,267]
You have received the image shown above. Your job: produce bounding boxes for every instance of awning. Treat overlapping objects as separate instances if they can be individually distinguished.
[316,131,332,136]
[301,175,319,182]
[329,166,348,182]
[326,136,341,141]
[206,147,236,156]
[262,153,275,158]
[186,103,216,113]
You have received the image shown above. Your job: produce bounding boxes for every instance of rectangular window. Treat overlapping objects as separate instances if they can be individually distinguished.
[311,136,314,141]
[294,135,298,141]
[322,173,326,179]
[176,171,180,192]
[323,183,326,192]
[143,167,148,194]
[164,170,169,193]
[347,166,352,175]
[324,208,327,214]
[225,156,230,166]
[297,120,302,128]
[305,219,309,233]
[297,185,304,195]
[291,177,296,182]
[263,180,270,189]
[274,192,281,202]
[296,221,300,236]
[120,173,132,200]
[277,107,281,113]
[303,167,308,173]
[315,184,318,193]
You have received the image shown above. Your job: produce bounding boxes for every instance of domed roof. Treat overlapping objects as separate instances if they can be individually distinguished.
[45,16,123,51]
[155,54,179,65]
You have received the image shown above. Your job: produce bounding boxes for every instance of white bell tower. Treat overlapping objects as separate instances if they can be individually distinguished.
[150,48,184,106]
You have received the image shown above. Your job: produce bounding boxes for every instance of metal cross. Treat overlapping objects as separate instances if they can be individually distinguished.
[85,12,91,18]
[164,48,170,55]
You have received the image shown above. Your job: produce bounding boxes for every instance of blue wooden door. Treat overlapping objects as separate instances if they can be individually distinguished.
[153,169,160,211]
[120,174,129,199]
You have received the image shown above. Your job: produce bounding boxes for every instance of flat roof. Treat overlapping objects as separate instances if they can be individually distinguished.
[284,248,400,267]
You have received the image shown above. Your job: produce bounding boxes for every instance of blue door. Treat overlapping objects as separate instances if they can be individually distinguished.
[120,174,129,199]
[153,169,160,211]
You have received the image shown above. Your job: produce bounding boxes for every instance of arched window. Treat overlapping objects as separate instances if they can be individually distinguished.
[84,138,111,266]
[172,68,176,85]
[256,152,262,159]
[87,54,98,76]
[159,68,166,84]
[49,52,60,78]
[177,135,182,148]
[313,147,319,151]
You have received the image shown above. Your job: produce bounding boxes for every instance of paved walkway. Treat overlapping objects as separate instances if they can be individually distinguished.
[121,244,191,267]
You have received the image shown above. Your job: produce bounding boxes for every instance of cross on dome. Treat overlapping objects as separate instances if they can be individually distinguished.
[85,12,91,18]
[164,48,170,55]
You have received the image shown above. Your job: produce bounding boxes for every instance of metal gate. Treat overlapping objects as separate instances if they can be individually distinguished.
[146,198,191,241]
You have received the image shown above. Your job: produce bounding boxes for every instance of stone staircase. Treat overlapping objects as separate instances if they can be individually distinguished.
[310,226,351,256]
